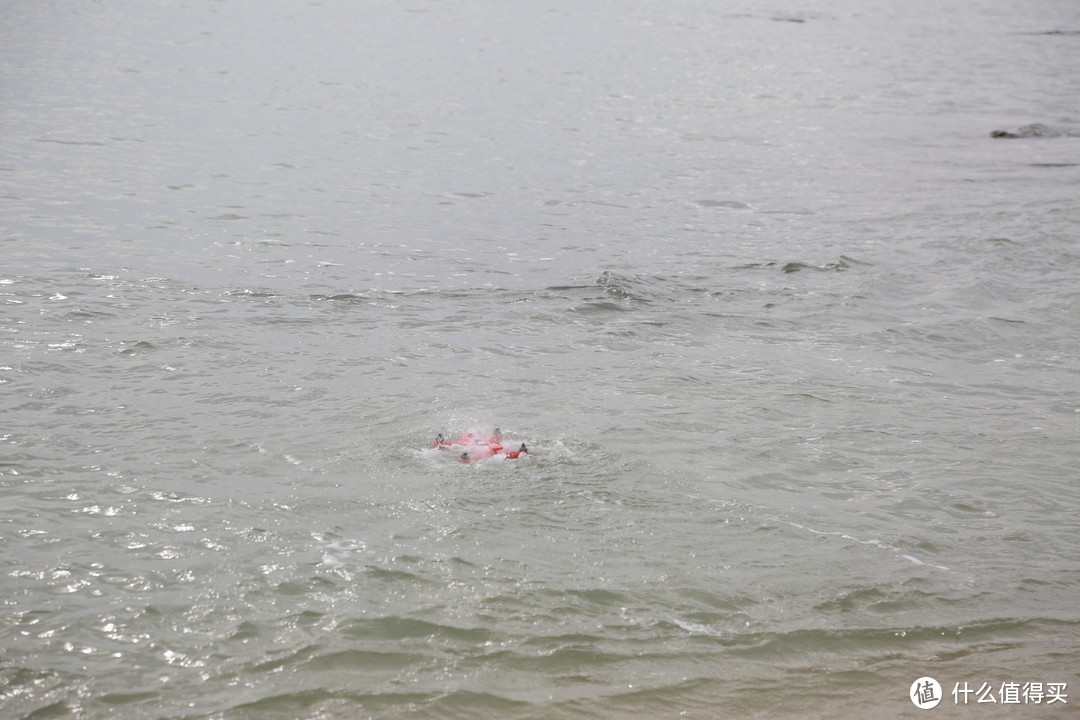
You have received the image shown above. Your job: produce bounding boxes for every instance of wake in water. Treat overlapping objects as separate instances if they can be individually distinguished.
[776,519,957,574]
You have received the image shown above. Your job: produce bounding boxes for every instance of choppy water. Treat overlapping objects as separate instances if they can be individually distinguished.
[3,0,1079,718]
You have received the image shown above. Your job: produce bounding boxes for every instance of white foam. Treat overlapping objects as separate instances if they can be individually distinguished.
[313,534,366,569]
[670,617,724,637]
